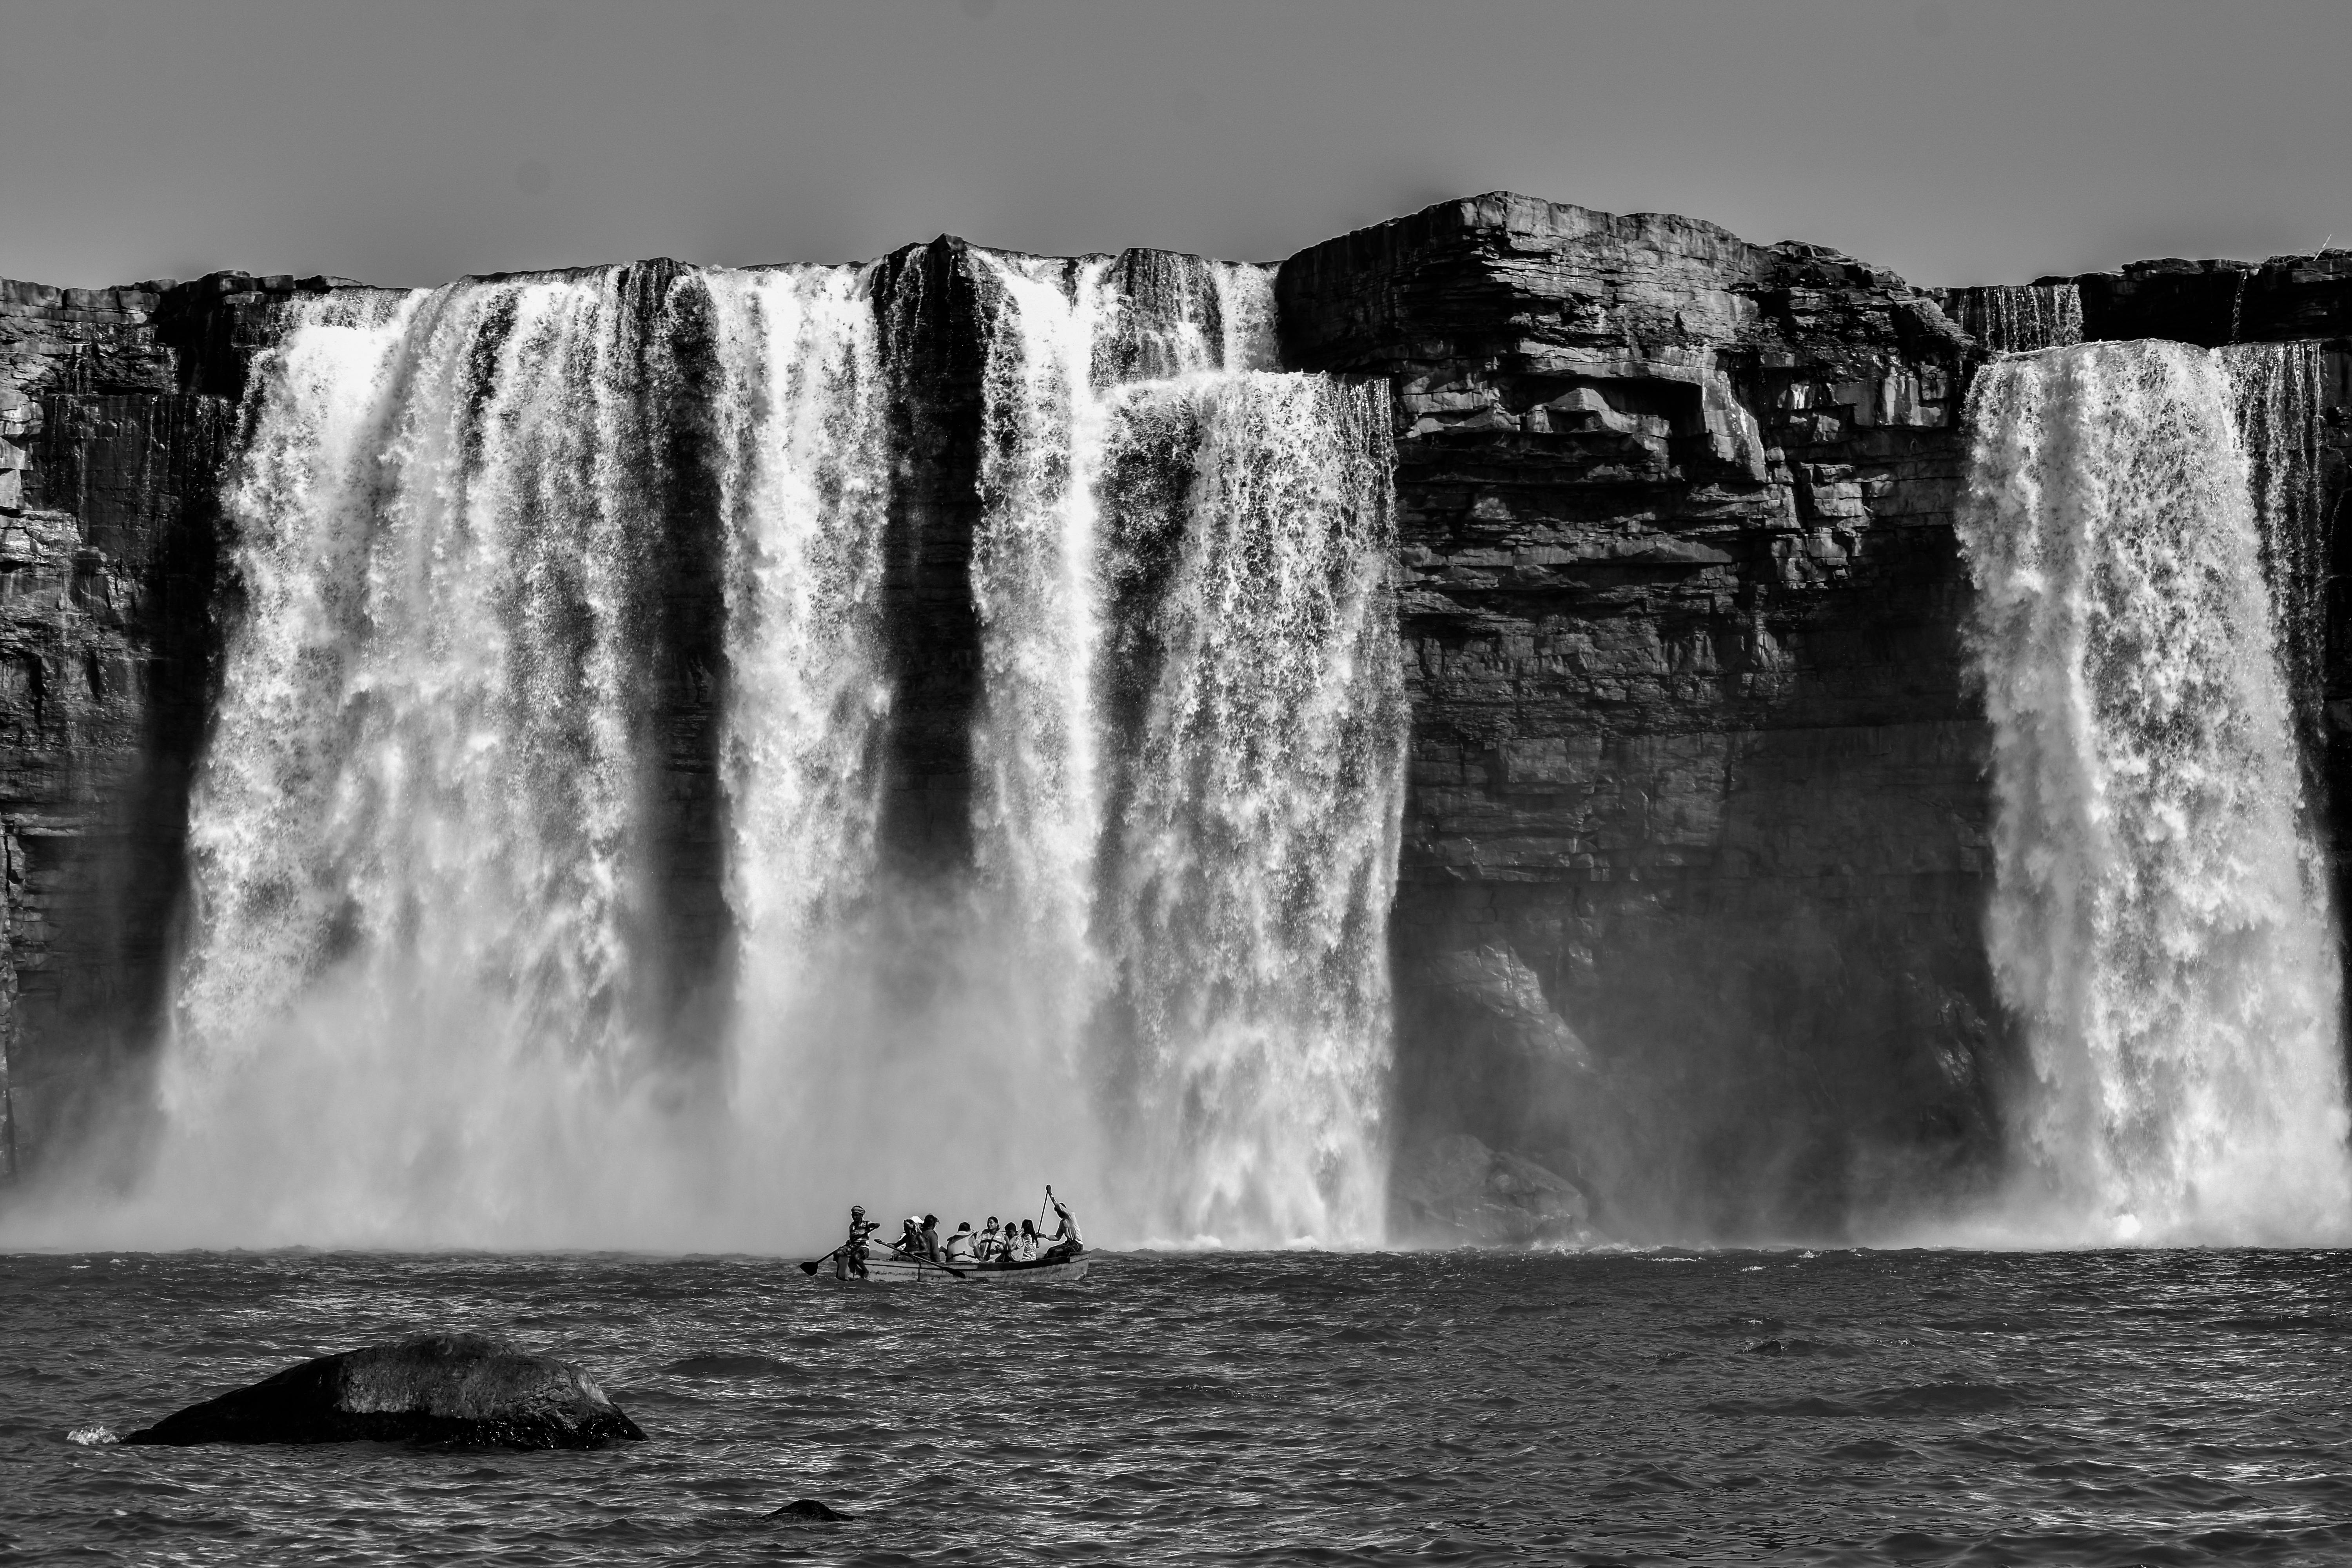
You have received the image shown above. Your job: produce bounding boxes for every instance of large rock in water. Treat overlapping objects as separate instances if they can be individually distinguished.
[122,1332,646,1449]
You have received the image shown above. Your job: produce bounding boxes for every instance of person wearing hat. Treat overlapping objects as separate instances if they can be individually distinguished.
[839,1204,881,1280]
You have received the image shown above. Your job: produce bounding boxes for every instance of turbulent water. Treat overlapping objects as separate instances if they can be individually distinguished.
[1959,341,2352,1244]
[8,1248,2350,1565]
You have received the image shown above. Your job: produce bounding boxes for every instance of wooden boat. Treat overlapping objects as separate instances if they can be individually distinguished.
[798,1247,1089,1285]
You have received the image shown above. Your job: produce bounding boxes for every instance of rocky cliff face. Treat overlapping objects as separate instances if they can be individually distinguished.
[1279,195,2000,1236]
[4,196,2346,1240]
[0,276,307,1175]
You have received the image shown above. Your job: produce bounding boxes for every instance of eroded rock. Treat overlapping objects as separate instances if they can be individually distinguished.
[122,1332,645,1449]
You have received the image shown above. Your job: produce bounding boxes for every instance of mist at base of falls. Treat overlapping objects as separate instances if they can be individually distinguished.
[0,253,1405,1254]
[1958,339,2352,1247]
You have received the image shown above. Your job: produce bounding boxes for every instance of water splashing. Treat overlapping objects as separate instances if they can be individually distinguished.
[1959,340,2352,1244]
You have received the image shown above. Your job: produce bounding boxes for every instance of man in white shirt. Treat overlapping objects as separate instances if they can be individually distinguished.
[1044,1186,1084,1254]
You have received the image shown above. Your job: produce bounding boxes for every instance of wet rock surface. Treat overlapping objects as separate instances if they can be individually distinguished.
[1392,1131,1593,1245]
[1283,193,2002,1237]
[123,1332,646,1449]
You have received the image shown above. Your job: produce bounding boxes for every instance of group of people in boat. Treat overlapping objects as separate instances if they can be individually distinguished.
[837,1186,1083,1276]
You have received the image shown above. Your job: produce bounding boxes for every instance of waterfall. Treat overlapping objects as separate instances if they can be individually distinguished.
[964,249,1280,1064]
[172,271,673,1241]
[969,250,1399,1243]
[156,265,897,1246]
[708,267,894,1078]
[1959,340,2352,1244]
[65,237,1392,1251]
[1100,374,1405,1243]
[969,251,1118,1065]
[2227,341,2330,782]
[1943,284,2085,355]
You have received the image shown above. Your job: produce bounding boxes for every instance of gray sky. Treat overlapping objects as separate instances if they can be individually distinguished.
[2,0,2346,291]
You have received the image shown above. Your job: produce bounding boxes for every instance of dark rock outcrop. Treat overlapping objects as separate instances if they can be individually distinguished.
[122,1332,645,1449]
[0,274,335,1179]
[769,1499,853,1522]
[1282,194,2002,1238]
[2070,251,2352,348]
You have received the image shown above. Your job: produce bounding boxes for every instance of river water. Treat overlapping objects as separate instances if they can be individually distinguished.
[3,1248,2347,1564]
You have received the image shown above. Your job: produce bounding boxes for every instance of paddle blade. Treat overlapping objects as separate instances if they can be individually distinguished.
[798,1260,819,1276]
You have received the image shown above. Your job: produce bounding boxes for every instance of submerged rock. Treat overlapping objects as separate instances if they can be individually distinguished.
[769,1499,851,1522]
[122,1332,646,1449]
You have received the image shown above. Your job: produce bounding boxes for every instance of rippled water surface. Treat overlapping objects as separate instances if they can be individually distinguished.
[3,1249,2348,1564]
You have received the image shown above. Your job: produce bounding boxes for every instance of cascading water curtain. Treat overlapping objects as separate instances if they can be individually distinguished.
[153,264,900,1248]
[1101,374,1406,1245]
[2227,341,2329,777]
[1945,284,2084,356]
[170,272,680,1243]
[969,251,1118,1065]
[1959,340,2352,1244]
[970,250,1404,1243]
[709,266,894,1104]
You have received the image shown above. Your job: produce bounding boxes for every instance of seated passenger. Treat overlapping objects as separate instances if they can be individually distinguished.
[944,1221,976,1262]
[895,1217,924,1258]
[975,1217,1004,1261]
[920,1214,943,1261]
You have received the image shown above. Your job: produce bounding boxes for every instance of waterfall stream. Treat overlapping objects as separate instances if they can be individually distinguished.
[1959,340,2352,1243]
[1100,374,1404,1243]
[708,267,895,1106]
[965,251,1400,1243]
[2227,341,2330,780]
[172,271,694,1242]
[1944,284,2085,355]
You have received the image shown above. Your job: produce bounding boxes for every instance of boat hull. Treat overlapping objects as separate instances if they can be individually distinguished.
[801,1251,1090,1286]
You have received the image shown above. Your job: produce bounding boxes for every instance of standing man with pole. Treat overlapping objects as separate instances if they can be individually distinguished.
[1042,1185,1084,1258]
